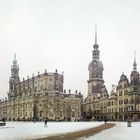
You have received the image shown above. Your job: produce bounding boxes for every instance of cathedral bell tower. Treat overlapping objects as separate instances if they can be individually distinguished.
[88,25,104,95]
[8,54,20,98]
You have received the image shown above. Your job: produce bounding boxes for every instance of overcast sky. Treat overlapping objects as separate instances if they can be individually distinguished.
[0,0,140,98]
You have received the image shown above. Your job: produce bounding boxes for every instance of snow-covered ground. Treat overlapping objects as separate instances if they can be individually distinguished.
[83,122,140,140]
[1,121,140,140]
[0,121,103,140]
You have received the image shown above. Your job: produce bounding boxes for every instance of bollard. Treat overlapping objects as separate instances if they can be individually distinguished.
[127,120,131,127]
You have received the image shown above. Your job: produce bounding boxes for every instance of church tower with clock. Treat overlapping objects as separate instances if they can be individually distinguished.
[88,25,105,95]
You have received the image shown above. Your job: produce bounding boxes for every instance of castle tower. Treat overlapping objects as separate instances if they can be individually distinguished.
[8,54,20,98]
[130,51,140,86]
[88,25,104,95]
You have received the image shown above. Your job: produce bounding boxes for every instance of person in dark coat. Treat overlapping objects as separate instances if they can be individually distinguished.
[44,118,48,127]
[33,118,36,123]
[104,117,107,124]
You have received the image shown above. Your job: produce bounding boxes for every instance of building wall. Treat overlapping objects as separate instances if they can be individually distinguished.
[0,72,82,121]
[83,77,140,121]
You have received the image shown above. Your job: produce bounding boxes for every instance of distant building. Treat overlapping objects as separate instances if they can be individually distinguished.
[0,56,82,121]
[82,26,140,121]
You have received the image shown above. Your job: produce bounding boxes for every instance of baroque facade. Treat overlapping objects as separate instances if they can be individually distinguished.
[0,55,82,121]
[82,27,140,121]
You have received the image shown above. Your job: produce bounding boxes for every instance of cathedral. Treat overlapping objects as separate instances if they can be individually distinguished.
[0,55,82,121]
[82,26,140,121]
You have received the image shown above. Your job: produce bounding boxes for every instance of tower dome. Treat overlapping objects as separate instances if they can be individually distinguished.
[88,60,103,79]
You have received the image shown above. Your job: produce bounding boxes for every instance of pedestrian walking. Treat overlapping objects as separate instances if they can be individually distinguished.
[44,118,48,127]
[33,118,36,123]
[104,117,107,124]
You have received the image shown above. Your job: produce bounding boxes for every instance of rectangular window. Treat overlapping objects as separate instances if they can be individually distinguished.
[40,111,42,117]
[119,91,122,96]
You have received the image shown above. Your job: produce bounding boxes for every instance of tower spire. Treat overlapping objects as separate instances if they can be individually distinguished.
[14,54,16,61]
[9,54,20,98]
[13,54,17,65]
[133,51,137,71]
[95,24,97,44]
[93,24,99,50]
